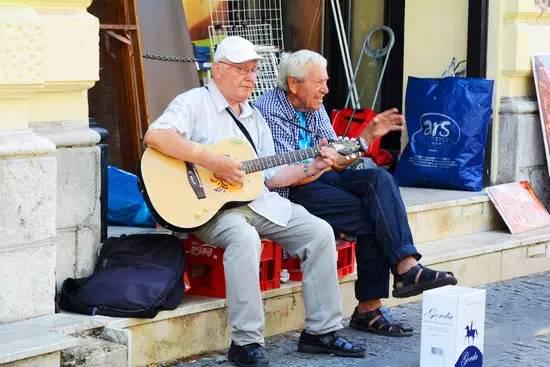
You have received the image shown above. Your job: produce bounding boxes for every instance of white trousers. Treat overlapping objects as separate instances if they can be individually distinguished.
[194,203,343,346]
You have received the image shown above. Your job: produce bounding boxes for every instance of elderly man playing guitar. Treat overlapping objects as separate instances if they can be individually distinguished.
[255,50,458,338]
[143,37,365,367]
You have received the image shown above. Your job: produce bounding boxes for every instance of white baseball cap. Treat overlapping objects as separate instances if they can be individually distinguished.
[213,36,262,63]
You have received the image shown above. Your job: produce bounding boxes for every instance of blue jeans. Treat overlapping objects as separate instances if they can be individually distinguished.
[289,168,420,301]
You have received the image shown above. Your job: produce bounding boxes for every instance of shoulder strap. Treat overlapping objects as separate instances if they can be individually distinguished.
[225,106,258,155]
[204,85,258,154]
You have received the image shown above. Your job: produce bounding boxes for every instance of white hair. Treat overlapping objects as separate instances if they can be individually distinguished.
[277,50,327,91]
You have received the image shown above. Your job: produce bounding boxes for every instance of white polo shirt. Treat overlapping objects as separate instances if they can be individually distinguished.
[148,81,292,226]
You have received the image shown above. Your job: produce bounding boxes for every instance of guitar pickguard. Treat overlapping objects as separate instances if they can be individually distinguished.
[210,174,243,192]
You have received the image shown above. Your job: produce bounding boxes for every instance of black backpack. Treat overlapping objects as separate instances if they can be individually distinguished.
[59,233,185,318]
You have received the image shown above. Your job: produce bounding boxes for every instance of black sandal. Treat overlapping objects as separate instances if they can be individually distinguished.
[298,330,366,358]
[393,264,457,298]
[349,306,413,337]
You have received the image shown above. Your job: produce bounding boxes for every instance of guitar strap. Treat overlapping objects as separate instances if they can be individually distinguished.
[224,106,259,155]
[204,86,258,155]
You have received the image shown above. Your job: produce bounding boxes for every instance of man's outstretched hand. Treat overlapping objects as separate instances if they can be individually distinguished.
[361,108,404,145]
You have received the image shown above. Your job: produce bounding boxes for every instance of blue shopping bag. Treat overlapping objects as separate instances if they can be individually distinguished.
[108,166,155,227]
[394,77,494,191]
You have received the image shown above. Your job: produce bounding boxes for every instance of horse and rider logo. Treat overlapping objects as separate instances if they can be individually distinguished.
[453,322,482,367]
[465,321,479,345]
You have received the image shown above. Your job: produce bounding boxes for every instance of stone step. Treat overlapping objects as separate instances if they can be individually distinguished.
[0,313,126,367]
[0,315,82,366]
[401,187,505,243]
[385,226,550,307]
[108,187,504,245]
[97,226,550,366]
[61,335,127,367]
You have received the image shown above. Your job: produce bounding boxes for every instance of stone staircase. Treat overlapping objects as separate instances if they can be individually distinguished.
[3,187,550,366]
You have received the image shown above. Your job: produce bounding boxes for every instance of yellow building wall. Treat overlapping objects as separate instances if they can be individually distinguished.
[401,0,550,179]
[489,0,550,98]
[0,0,98,130]
[403,0,469,88]
[401,0,469,148]
[487,0,550,182]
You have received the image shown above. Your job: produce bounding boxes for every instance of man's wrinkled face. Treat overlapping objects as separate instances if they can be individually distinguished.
[288,63,329,111]
[213,59,259,103]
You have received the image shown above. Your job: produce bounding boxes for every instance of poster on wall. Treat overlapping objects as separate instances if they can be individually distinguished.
[532,55,550,176]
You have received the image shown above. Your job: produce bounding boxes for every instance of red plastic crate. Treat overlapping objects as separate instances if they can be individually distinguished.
[281,240,356,281]
[281,251,303,281]
[182,235,282,298]
[336,240,356,278]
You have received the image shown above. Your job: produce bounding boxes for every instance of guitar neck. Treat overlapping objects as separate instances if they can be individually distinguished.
[241,147,320,174]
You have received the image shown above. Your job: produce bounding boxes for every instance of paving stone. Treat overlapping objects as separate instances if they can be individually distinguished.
[164,272,550,367]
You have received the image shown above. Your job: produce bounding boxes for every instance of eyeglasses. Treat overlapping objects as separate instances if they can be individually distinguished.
[218,61,261,76]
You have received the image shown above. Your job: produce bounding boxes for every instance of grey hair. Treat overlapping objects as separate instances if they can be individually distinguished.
[277,50,327,91]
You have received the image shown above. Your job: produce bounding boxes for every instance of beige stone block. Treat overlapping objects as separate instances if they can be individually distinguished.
[407,212,418,241]
[2,352,59,367]
[501,242,550,280]
[264,293,305,337]
[432,253,502,287]
[0,6,43,86]
[127,280,356,366]
[75,226,101,278]
[413,202,502,243]
[56,146,100,229]
[28,90,93,125]
[61,336,127,367]
[0,243,56,322]
[414,205,461,243]
[129,308,230,366]
[0,156,56,247]
[55,229,76,292]
[37,9,98,84]
[340,279,357,317]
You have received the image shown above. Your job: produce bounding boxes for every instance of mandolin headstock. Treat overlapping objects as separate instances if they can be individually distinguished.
[330,136,369,159]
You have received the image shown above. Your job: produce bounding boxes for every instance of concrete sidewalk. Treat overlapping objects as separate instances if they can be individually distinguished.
[166,272,550,367]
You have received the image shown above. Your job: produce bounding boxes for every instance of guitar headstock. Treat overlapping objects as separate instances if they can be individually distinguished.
[330,136,368,160]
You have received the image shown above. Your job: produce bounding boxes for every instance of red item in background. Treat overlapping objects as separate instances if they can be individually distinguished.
[281,240,356,281]
[331,108,393,166]
[182,235,282,298]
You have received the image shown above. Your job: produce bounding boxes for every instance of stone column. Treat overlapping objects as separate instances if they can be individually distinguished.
[497,97,550,207]
[0,0,100,323]
[0,3,57,323]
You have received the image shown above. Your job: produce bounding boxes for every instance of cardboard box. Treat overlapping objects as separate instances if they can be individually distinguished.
[420,286,486,367]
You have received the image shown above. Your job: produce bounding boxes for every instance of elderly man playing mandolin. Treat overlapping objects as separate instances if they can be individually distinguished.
[255,50,458,338]
[143,37,365,367]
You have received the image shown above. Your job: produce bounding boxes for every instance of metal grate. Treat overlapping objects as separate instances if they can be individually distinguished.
[251,45,279,101]
[208,23,274,51]
[208,0,284,51]
[207,0,283,101]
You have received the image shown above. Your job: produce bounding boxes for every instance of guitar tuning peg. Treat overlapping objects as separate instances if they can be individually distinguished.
[351,154,357,159]
[351,138,356,142]
[345,156,351,160]
[344,137,350,141]
[337,136,343,140]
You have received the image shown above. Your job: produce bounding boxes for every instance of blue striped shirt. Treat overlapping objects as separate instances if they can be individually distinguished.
[255,87,337,198]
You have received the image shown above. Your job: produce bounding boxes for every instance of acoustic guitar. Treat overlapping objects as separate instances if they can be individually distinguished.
[138,137,367,231]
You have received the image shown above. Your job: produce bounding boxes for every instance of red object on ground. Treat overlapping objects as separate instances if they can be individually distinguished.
[281,240,356,281]
[330,108,393,167]
[182,235,282,298]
